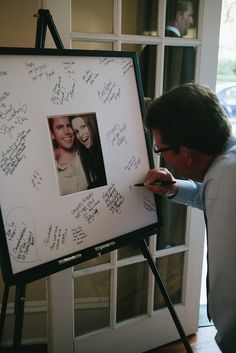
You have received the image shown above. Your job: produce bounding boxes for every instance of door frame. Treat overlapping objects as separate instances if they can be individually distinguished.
[43,1,222,352]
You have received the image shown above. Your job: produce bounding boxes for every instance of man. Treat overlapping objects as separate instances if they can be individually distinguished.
[165,0,194,37]
[140,0,195,97]
[49,115,88,195]
[164,0,196,92]
[145,82,236,353]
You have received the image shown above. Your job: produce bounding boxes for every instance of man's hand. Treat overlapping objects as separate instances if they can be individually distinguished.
[145,167,178,198]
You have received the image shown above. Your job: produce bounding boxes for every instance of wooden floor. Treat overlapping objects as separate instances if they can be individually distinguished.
[146,326,221,353]
[1,326,221,353]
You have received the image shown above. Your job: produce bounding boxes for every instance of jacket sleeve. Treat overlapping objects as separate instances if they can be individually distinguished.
[171,179,203,210]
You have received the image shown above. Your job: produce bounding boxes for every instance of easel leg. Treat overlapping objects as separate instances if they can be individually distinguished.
[139,239,193,353]
[35,9,64,49]
[0,283,10,346]
[13,284,26,349]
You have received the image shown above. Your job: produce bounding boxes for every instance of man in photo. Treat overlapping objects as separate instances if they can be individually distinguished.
[49,115,88,196]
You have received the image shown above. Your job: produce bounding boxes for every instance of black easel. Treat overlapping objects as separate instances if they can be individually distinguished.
[0,9,64,351]
[139,239,193,353]
[0,9,193,353]
[35,9,64,49]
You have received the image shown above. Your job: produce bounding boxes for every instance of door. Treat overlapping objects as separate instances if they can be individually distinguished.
[44,1,222,352]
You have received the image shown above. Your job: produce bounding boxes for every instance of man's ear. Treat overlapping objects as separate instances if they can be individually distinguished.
[176,11,183,22]
[180,147,194,166]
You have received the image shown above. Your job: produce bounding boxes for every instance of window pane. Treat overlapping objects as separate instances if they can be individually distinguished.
[122,44,157,101]
[118,236,152,259]
[72,0,113,33]
[163,46,196,92]
[154,252,184,310]
[0,0,38,47]
[118,242,141,259]
[74,271,110,335]
[74,252,110,270]
[122,0,158,35]
[165,0,199,39]
[157,200,187,249]
[72,41,113,50]
[117,262,148,322]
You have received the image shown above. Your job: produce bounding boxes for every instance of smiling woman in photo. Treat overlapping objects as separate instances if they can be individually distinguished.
[72,113,107,189]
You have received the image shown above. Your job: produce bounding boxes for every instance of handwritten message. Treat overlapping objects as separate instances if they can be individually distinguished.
[105,123,127,148]
[143,196,156,213]
[6,207,37,262]
[99,58,119,66]
[71,192,100,224]
[82,69,99,86]
[63,60,76,78]
[50,76,76,105]
[99,57,133,76]
[102,184,125,214]
[31,169,43,190]
[0,92,29,138]
[124,155,141,171]
[44,224,68,251]
[25,61,55,81]
[120,58,133,76]
[97,79,121,104]
[71,226,88,245]
[0,129,31,176]
[0,70,7,77]
[50,76,75,105]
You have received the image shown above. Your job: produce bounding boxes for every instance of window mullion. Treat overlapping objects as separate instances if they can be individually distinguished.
[110,249,118,328]
[113,0,121,36]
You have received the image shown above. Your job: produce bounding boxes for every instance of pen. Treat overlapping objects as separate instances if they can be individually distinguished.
[134,180,176,187]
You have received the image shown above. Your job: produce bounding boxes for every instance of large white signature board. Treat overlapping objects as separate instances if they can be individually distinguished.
[0,48,158,283]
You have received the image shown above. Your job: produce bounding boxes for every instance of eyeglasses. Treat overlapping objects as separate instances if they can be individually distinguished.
[153,145,178,155]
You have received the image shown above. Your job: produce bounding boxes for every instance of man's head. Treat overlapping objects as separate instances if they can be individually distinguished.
[145,83,232,180]
[166,0,194,36]
[49,116,75,151]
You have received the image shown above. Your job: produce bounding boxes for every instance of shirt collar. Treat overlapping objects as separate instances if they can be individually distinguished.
[225,135,236,151]
[166,25,181,37]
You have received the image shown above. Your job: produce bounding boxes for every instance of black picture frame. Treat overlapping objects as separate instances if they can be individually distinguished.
[0,47,159,285]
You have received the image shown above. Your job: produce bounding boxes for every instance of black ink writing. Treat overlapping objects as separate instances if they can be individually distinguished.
[25,61,55,81]
[121,58,133,75]
[0,129,31,176]
[0,91,10,106]
[63,60,77,79]
[44,224,68,251]
[102,184,125,214]
[0,71,7,77]
[71,226,88,246]
[99,57,119,66]
[82,69,99,86]
[143,196,156,213]
[99,58,119,66]
[124,155,141,171]
[50,76,76,105]
[6,207,37,263]
[31,169,43,190]
[97,79,121,104]
[71,192,100,224]
[0,92,29,137]
[105,123,127,148]
[0,124,15,138]
[0,102,28,123]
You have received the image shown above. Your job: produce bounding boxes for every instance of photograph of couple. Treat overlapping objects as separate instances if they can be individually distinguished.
[48,112,107,196]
